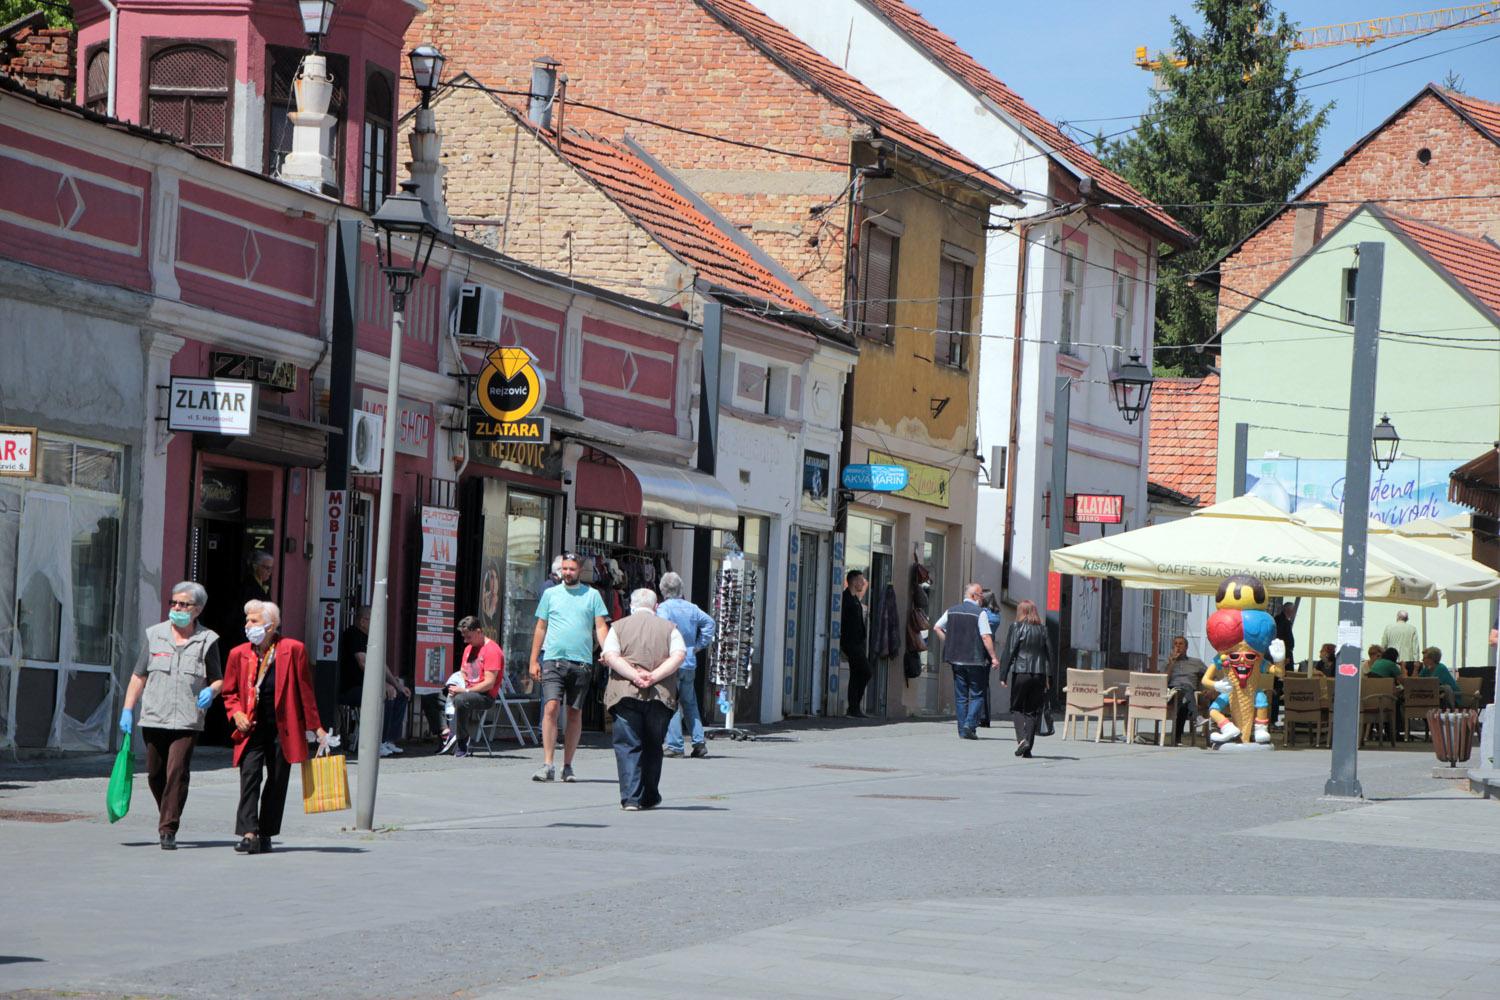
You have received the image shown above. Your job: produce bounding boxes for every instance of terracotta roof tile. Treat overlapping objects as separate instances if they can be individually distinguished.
[695,0,1019,203]
[861,0,1193,246]
[555,128,815,314]
[1383,209,1500,321]
[1440,87,1500,145]
[1147,373,1220,507]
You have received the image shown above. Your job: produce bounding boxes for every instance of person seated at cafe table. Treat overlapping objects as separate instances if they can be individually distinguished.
[1418,646,1462,707]
[1312,643,1338,677]
[1366,647,1404,681]
[1360,644,1385,673]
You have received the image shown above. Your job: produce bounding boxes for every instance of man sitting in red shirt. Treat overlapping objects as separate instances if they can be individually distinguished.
[451,615,503,758]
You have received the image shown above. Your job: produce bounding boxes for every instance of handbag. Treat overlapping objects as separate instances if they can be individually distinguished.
[106,741,134,823]
[301,753,351,814]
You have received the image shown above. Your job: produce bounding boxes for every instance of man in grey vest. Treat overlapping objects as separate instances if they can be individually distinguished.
[931,582,999,740]
[601,588,687,810]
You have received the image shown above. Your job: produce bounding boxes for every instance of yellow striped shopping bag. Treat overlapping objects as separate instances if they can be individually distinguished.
[301,753,351,814]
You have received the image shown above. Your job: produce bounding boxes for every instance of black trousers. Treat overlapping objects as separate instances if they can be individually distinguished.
[845,648,871,713]
[236,724,293,838]
[1010,673,1048,747]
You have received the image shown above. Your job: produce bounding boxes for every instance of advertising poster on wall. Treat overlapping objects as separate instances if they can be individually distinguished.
[414,506,459,694]
[1244,458,1466,527]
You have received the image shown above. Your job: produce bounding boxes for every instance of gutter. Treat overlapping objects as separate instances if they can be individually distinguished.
[99,0,117,117]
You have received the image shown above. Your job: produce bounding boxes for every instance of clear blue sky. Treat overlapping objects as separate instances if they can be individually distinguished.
[908,0,1500,185]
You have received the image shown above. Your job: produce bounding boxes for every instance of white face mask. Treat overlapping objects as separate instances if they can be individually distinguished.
[245,624,268,646]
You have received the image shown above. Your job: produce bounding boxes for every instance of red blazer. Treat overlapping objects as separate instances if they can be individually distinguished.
[221,636,322,766]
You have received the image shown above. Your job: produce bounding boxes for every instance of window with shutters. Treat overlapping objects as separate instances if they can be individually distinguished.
[935,252,972,370]
[362,71,394,212]
[265,45,348,180]
[84,47,109,115]
[856,222,899,344]
[145,41,232,161]
[1113,273,1135,349]
[1059,241,1084,355]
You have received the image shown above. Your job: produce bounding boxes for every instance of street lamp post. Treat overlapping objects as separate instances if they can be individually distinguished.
[355,52,448,831]
[1047,352,1155,697]
[1326,242,1390,800]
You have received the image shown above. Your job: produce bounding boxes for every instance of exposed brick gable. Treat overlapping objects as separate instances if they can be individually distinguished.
[0,14,73,102]
[1216,87,1500,331]
[1147,372,1220,507]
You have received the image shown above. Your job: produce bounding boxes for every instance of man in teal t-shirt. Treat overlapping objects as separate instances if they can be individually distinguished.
[529,553,609,783]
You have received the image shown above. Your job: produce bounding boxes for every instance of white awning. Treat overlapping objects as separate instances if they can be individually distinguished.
[588,446,739,531]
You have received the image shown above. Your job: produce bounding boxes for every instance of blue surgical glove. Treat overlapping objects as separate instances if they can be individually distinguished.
[119,707,133,735]
[196,687,215,710]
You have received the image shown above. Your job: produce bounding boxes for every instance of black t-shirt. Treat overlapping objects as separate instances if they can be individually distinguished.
[339,627,369,694]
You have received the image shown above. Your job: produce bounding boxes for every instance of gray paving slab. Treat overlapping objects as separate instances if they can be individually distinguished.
[2,721,1497,1000]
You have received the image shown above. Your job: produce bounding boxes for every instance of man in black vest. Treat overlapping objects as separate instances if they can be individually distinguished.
[840,570,871,718]
[932,582,999,740]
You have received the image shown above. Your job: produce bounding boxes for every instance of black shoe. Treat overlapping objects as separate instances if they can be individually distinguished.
[257,837,274,854]
[1014,741,1029,757]
[847,708,865,718]
[160,833,177,851]
[690,744,709,759]
[960,731,979,740]
[235,836,257,854]
[663,747,684,758]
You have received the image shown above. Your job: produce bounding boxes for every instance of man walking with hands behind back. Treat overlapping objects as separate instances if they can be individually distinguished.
[601,589,686,810]
[656,572,715,758]
[529,553,609,782]
[840,570,871,718]
[932,583,999,740]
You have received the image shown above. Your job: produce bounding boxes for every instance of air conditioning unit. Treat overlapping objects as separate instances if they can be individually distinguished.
[349,410,383,474]
[453,283,503,343]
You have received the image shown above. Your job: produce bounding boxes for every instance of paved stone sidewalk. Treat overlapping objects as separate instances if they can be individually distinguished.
[1,721,1496,999]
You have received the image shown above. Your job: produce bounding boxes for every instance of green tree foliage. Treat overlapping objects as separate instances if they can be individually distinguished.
[0,0,70,29]
[1106,0,1329,376]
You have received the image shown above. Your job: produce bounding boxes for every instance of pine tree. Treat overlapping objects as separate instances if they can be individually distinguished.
[1106,0,1329,376]
[0,1,71,29]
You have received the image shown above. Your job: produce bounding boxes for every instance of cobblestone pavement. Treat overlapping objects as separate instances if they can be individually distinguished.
[1,720,1496,999]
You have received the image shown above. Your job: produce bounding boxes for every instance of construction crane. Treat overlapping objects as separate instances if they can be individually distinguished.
[1134,2,1500,71]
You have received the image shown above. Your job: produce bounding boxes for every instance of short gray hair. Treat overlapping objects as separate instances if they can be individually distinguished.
[629,588,658,611]
[1396,610,1409,622]
[170,581,207,610]
[244,599,281,628]
[659,572,684,599]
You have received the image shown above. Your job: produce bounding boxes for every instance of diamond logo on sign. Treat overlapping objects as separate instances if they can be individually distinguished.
[471,347,549,443]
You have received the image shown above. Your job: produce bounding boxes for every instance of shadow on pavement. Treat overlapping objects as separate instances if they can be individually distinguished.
[119,839,242,850]
[0,956,44,965]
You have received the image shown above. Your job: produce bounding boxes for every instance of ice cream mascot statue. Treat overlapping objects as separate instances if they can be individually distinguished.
[1202,575,1287,746]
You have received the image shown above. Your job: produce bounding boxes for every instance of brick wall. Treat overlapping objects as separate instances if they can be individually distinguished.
[432,86,693,306]
[1217,90,1500,330]
[406,0,857,307]
[0,20,74,102]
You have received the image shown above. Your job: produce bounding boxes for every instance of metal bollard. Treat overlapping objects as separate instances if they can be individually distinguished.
[1428,709,1479,767]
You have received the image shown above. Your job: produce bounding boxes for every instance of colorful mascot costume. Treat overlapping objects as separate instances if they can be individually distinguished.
[1202,575,1287,746]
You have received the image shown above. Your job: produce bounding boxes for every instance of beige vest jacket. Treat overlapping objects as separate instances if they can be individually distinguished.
[603,612,679,712]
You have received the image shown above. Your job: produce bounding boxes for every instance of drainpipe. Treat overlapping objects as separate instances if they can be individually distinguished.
[99,0,118,117]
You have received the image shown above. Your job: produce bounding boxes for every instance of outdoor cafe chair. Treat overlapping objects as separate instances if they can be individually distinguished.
[1125,671,1174,747]
[1360,676,1397,748]
[1457,676,1483,709]
[1401,676,1442,741]
[1063,668,1120,742]
[1282,677,1327,748]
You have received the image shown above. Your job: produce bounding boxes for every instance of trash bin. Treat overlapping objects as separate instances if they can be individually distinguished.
[1428,709,1479,767]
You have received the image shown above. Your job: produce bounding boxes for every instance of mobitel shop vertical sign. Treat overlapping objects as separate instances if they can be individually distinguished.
[468,347,549,443]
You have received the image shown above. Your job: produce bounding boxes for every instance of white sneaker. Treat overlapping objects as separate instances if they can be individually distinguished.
[1253,724,1271,744]
[378,743,395,757]
[387,742,404,755]
[1210,722,1241,744]
[438,733,457,755]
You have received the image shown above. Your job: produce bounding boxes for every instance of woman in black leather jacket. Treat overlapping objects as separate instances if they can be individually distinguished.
[1000,599,1053,758]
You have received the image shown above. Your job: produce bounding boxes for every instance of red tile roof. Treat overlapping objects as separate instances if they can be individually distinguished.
[1148,372,1220,507]
[1383,208,1500,321]
[556,127,816,315]
[1440,87,1500,145]
[695,0,1020,204]
[861,0,1193,247]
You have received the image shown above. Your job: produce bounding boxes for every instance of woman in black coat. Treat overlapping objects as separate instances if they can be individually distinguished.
[1000,599,1052,758]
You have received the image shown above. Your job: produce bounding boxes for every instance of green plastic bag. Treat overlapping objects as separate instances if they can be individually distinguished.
[106,740,134,824]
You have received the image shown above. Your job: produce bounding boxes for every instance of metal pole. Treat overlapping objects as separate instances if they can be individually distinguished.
[355,295,407,829]
[1326,242,1384,800]
[1048,375,1070,699]
[1233,422,1249,496]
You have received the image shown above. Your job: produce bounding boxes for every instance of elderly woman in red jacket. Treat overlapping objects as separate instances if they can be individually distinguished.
[221,600,328,854]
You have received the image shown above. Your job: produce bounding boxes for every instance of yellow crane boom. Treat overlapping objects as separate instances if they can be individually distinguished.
[1135,2,1500,70]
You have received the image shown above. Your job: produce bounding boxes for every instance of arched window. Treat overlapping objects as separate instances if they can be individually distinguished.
[84,47,110,114]
[362,71,394,212]
[146,42,231,161]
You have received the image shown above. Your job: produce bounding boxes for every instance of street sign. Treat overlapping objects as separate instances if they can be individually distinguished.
[168,377,256,436]
[0,426,37,477]
[1073,493,1124,524]
[841,463,908,492]
[470,347,549,442]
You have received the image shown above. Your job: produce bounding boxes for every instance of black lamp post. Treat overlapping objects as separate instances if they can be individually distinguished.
[355,161,447,831]
[297,0,337,51]
[1372,414,1401,472]
[1108,353,1155,425]
[409,44,446,108]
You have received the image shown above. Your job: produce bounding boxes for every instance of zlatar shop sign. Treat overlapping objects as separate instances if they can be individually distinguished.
[168,377,257,436]
[469,347,549,443]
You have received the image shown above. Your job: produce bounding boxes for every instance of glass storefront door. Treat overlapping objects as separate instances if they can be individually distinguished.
[469,478,554,703]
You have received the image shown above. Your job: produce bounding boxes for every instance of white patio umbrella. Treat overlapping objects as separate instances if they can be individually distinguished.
[1292,507,1500,606]
[1049,495,1437,605]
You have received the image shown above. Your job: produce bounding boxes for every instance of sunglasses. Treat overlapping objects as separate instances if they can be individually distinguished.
[558,552,580,563]
[169,600,197,609]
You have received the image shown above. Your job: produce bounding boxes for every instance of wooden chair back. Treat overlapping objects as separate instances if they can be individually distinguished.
[1403,676,1441,711]
[1127,671,1172,711]
[1457,676,1484,707]
[1283,678,1322,715]
[1361,676,1396,709]
[1065,669,1105,713]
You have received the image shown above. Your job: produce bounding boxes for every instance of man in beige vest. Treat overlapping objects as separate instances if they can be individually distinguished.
[602,588,686,811]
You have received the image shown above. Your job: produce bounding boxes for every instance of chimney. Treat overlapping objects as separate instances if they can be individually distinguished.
[1290,204,1325,259]
[277,53,339,194]
[528,56,561,129]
